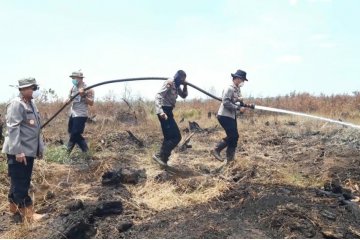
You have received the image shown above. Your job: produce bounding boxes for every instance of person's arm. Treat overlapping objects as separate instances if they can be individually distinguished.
[222,87,238,110]
[177,82,188,99]
[84,89,95,106]
[7,101,27,164]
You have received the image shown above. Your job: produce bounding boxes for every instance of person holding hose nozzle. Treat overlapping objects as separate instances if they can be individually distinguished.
[153,70,188,167]
[2,78,45,222]
[211,69,254,162]
[66,71,94,154]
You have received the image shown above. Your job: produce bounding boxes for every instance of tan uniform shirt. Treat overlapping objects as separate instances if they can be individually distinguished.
[69,83,94,117]
[155,78,188,114]
[2,96,44,157]
[217,84,242,119]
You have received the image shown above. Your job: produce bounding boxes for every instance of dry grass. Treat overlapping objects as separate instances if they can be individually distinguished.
[1,92,360,238]
[130,178,228,211]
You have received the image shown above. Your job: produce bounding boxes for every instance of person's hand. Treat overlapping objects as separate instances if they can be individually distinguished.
[79,88,86,97]
[182,80,188,86]
[159,113,168,120]
[16,153,27,165]
[239,107,246,113]
[235,102,243,108]
[37,152,43,160]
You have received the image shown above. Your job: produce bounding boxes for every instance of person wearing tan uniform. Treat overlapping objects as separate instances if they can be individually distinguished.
[66,71,94,154]
[2,77,45,222]
[153,70,188,166]
[211,69,254,162]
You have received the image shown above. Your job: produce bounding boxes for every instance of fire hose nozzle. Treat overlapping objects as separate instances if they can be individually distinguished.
[237,102,255,109]
[244,103,255,109]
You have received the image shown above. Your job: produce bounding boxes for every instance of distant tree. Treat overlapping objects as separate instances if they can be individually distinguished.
[36,88,59,103]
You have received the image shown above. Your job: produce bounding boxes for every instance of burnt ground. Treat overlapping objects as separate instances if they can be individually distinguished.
[0,114,360,239]
[123,183,360,239]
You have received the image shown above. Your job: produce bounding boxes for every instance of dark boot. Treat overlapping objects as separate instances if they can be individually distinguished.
[152,153,168,167]
[226,147,236,162]
[211,140,227,161]
[78,139,89,153]
[67,141,75,154]
[152,148,168,167]
[161,140,175,162]
[153,140,173,167]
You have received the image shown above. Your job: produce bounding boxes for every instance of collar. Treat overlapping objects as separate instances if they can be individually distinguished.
[18,93,32,104]
[231,83,239,90]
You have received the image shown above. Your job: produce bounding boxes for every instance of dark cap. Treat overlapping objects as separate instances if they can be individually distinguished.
[174,70,186,80]
[231,69,248,81]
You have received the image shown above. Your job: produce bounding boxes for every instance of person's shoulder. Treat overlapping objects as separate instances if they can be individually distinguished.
[9,96,23,105]
[224,84,235,91]
[7,97,25,109]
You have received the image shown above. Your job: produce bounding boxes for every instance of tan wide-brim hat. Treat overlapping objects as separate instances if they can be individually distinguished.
[69,71,85,78]
[17,77,38,89]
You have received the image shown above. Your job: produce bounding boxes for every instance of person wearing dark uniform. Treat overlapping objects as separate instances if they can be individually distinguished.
[2,77,45,222]
[153,70,188,166]
[66,71,94,154]
[211,69,254,162]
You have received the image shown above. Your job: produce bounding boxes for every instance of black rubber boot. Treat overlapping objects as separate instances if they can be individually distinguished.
[152,153,168,167]
[226,147,236,162]
[211,140,227,161]
[153,139,175,167]
[67,141,75,154]
[78,139,89,153]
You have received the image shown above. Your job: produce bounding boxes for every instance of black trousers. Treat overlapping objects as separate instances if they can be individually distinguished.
[158,106,182,160]
[67,116,88,152]
[7,155,34,208]
[217,115,239,148]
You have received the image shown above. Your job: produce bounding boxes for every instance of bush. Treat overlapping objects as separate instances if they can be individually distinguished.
[180,109,202,120]
[44,146,69,164]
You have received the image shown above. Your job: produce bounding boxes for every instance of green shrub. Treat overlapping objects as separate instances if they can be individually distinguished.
[44,146,69,164]
[180,109,202,119]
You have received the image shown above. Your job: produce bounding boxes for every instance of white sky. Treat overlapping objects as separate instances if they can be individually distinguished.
[1,0,359,102]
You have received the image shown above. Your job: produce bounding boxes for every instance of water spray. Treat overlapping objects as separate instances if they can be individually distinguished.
[253,105,360,130]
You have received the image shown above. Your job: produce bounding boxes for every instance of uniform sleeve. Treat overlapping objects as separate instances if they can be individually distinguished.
[37,133,45,157]
[222,86,238,111]
[33,102,45,157]
[6,101,24,155]
[154,80,171,115]
[177,84,188,99]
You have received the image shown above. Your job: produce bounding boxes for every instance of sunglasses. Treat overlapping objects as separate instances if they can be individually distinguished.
[32,85,40,91]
